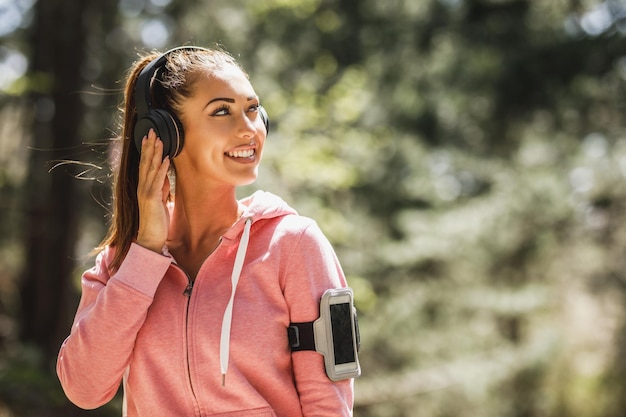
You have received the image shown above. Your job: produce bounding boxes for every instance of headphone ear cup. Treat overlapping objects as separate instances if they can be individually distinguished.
[259,105,270,135]
[133,109,184,159]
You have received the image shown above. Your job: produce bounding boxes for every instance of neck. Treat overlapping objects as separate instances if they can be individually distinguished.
[168,181,241,250]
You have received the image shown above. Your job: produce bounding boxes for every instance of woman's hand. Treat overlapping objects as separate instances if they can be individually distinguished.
[136,129,171,253]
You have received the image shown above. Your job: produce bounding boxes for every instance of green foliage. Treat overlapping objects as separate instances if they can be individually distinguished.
[0,346,120,416]
[3,0,626,416]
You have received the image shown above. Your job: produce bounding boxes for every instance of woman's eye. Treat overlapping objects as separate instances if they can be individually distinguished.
[212,106,230,116]
[247,104,260,113]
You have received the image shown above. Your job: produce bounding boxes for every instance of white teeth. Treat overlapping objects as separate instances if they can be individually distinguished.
[227,149,254,158]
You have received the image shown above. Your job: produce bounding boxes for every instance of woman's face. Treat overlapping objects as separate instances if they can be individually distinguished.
[175,65,266,187]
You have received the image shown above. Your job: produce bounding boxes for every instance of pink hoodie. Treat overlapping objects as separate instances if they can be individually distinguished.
[57,191,354,416]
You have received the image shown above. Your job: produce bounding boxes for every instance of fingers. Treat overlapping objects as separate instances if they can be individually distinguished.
[136,129,170,252]
[139,128,162,176]
[140,128,165,164]
[161,172,171,202]
[138,129,169,196]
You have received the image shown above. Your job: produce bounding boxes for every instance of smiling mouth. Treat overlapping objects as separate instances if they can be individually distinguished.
[226,149,255,158]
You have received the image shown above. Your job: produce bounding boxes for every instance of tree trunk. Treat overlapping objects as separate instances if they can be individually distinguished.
[19,0,93,362]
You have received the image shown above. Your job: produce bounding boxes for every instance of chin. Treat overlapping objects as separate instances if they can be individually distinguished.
[236,174,259,187]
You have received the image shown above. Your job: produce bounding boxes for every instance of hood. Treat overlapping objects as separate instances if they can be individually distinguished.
[222,190,298,242]
[241,190,298,219]
[220,190,297,245]
[219,190,297,386]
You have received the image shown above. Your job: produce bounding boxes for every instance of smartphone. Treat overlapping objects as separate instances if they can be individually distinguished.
[314,288,361,381]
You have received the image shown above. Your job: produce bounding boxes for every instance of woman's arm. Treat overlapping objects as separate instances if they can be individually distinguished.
[56,243,172,409]
[283,220,354,416]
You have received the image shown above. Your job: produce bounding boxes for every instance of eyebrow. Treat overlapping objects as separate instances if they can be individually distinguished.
[205,96,258,109]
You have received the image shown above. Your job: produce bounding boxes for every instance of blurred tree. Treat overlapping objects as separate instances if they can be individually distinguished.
[2,0,626,416]
[6,0,121,415]
[20,0,96,361]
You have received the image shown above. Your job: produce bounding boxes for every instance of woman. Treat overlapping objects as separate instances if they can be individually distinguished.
[57,46,354,416]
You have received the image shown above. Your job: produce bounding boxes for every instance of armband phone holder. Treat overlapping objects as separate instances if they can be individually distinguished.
[288,288,361,381]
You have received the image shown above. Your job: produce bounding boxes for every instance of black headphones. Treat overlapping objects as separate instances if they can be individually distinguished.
[133,46,270,159]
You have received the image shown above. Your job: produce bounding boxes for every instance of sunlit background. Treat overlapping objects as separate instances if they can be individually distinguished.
[2,0,626,416]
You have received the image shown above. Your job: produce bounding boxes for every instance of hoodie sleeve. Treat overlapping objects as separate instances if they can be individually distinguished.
[283,219,354,416]
[56,243,172,410]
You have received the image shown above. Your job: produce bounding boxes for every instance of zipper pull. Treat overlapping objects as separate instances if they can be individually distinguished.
[183,282,193,297]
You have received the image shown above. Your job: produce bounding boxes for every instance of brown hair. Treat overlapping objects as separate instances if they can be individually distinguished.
[97,47,246,271]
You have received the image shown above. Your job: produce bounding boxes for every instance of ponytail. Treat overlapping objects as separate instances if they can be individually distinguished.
[95,53,159,271]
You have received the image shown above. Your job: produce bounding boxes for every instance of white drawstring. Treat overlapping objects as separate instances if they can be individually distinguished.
[122,365,130,416]
[219,217,252,386]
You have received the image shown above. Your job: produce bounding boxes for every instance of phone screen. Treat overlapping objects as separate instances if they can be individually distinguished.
[330,303,355,364]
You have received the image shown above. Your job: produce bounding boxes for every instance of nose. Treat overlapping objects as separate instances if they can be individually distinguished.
[237,111,257,138]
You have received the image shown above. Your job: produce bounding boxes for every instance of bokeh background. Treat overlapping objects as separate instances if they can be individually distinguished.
[1,0,626,415]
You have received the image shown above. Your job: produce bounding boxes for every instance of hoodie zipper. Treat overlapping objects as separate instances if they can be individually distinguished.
[176,265,201,416]
[177,236,225,416]
[184,282,194,297]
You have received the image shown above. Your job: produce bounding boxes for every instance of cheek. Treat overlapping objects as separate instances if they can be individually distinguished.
[181,123,223,153]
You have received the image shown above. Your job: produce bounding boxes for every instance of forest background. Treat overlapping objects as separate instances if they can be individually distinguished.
[1,0,626,416]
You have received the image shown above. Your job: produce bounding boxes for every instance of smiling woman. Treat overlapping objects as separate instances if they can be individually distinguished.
[172,65,267,190]
[55,46,355,417]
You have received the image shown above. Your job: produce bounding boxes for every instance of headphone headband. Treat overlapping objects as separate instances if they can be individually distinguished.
[135,46,211,117]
